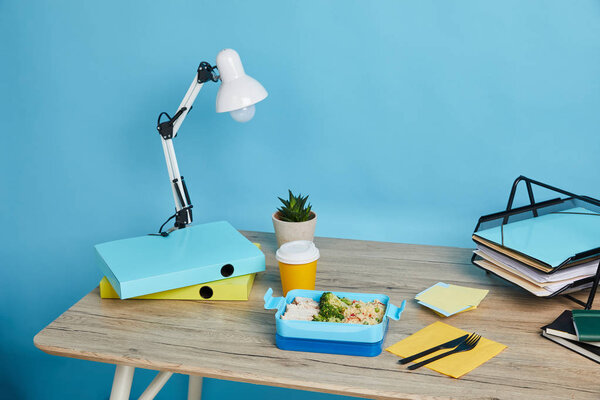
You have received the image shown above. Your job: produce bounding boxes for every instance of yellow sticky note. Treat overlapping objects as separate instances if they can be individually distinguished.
[416,283,489,316]
[386,321,507,378]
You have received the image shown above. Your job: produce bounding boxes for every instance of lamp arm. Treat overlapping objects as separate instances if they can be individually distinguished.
[155,62,219,233]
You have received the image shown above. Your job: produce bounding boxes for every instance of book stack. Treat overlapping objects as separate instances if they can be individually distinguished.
[95,221,266,301]
[542,310,600,364]
[472,207,600,297]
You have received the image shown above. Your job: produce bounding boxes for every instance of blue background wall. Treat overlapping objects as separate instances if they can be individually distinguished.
[2,1,600,398]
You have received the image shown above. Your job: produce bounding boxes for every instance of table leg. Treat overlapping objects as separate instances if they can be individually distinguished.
[187,375,203,400]
[110,365,135,400]
[138,371,173,400]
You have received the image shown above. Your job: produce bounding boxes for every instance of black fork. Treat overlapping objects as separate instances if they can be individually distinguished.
[407,333,481,370]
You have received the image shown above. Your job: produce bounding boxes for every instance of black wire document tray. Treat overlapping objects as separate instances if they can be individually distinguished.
[471,176,600,308]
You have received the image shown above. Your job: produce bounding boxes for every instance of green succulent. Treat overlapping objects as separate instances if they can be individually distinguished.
[277,190,314,222]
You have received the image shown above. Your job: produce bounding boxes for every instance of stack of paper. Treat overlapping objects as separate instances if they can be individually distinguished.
[416,282,489,317]
[472,207,600,297]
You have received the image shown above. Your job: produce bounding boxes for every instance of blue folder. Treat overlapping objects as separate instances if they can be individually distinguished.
[474,207,600,269]
[95,221,265,299]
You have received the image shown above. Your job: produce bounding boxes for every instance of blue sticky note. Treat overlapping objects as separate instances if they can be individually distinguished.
[416,301,472,317]
[95,221,265,299]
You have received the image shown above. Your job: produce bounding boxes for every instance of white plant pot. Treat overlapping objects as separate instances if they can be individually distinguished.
[272,211,317,247]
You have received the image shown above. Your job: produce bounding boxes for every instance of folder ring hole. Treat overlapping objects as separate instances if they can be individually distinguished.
[221,264,234,277]
[199,286,214,299]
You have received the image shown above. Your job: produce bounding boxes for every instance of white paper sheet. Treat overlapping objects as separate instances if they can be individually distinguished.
[475,245,598,283]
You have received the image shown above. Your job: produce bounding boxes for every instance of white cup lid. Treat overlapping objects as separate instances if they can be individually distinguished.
[276,240,320,264]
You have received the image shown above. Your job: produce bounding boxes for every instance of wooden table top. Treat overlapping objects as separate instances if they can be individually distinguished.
[34,231,600,399]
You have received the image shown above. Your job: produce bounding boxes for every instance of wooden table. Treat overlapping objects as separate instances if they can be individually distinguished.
[34,231,600,400]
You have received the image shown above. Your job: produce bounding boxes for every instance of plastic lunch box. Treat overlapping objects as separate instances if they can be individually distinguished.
[264,288,406,356]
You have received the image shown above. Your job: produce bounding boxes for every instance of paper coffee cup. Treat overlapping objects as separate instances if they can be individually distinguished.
[275,240,320,295]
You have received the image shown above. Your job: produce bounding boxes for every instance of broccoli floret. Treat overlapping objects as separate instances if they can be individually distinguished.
[319,292,335,305]
[340,297,352,306]
[313,313,342,322]
[319,292,347,309]
[313,292,347,322]
[312,314,326,322]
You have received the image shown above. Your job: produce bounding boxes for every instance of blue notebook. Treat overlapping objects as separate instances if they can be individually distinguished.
[474,207,600,270]
[95,221,265,299]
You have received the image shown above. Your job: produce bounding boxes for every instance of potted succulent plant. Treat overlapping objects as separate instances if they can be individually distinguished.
[272,190,317,246]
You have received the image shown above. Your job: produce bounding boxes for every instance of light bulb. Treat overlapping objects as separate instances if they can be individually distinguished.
[229,105,255,123]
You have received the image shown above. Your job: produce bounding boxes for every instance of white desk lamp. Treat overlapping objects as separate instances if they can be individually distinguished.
[155,49,268,235]
[94,49,268,299]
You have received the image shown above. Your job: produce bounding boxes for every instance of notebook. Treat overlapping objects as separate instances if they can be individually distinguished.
[541,331,600,364]
[572,310,600,342]
[542,310,600,348]
[473,207,600,272]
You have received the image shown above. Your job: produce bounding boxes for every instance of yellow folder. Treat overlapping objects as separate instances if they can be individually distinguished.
[99,243,260,300]
[100,274,255,300]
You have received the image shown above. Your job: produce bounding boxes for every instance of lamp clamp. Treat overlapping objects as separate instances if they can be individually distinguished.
[155,61,217,141]
[156,107,189,140]
[197,61,219,83]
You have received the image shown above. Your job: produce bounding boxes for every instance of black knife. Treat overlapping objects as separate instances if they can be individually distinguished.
[398,334,469,365]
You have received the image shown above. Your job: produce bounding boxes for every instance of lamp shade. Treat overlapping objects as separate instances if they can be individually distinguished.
[215,49,268,114]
